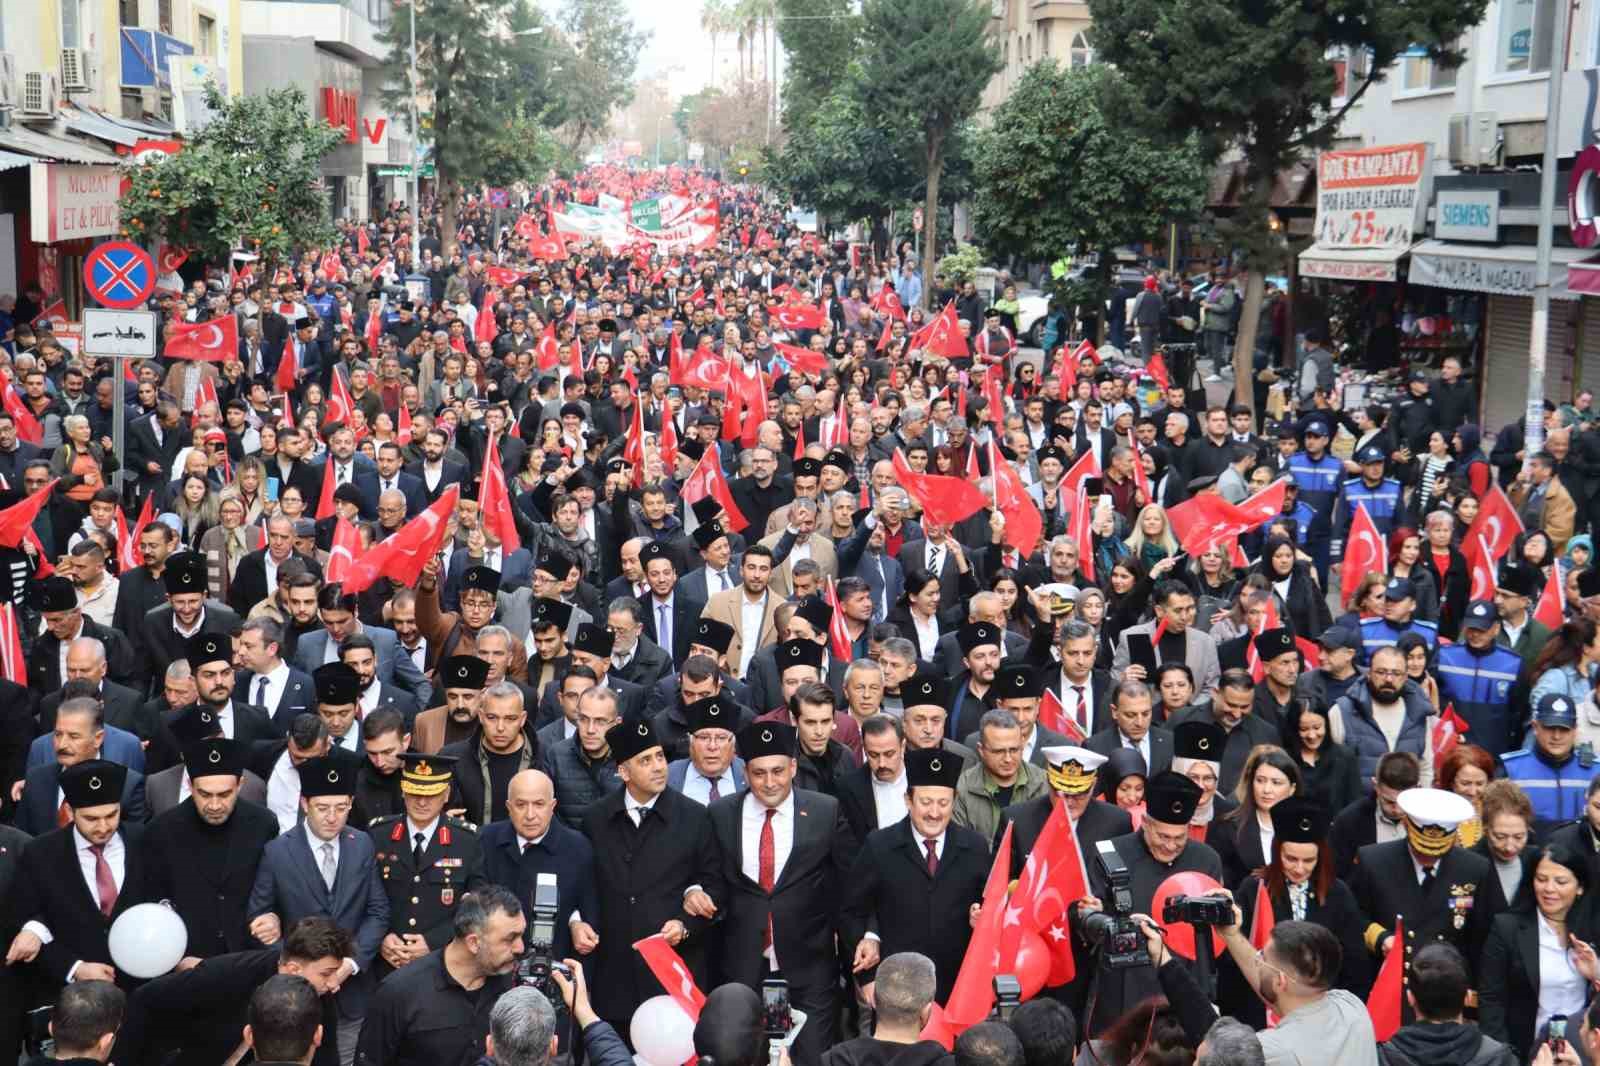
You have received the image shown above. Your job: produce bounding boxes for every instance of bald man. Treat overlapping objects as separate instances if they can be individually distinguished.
[477,770,600,959]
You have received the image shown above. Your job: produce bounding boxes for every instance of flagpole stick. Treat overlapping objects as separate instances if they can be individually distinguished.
[111,354,127,497]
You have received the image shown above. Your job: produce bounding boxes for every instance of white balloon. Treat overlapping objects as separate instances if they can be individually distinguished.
[108,903,188,978]
[629,995,695,1066]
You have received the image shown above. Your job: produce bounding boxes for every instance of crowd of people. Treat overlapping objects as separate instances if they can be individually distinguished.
[0,163,1593,1066]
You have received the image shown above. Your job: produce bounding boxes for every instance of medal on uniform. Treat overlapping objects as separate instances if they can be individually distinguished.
[441,888,454,906]
[1449,884,1474,929]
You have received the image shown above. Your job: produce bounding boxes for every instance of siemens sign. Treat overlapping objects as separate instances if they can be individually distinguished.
[1435,190,1499,241]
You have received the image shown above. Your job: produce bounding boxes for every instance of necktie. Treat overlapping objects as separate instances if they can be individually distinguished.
[1420,864,1435,892]
[255,676,269,707]
[89,844,117,919]
[658,603,672,656]
[708,777,721,802]
[718,570,730,591]
[384,479,394,493]
[760,808,777,949]
[413,831,426,867]
[1073,686,1088,731]
[320,842,337,891]
[57,800,71,828]
[924,837,939,877]
[928,545,942,575]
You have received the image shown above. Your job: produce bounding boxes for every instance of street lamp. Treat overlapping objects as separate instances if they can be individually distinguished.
[408,0,420,267]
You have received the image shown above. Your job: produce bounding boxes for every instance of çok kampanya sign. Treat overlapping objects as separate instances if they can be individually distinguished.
[1313,143,1432,250]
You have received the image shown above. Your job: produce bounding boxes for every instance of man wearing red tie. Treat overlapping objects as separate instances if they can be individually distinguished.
[1053,620,1113,740]
[4,759,156,989]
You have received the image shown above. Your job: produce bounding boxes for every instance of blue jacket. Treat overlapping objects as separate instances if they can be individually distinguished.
[1435,642,1524,755]
[835,518,906,624]
[478,817,599,960]
[1288,451,1344,534]
[1502,747,1593,838]
[1332,476,1404,558]
[1335,678,1435,785]
[1359,616,1438,666]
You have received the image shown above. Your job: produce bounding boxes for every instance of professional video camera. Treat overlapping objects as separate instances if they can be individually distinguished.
[991,975,1022,1021]
[1162,895,1234,928]
[1082,841,1151,970]
[515,873,570,1001]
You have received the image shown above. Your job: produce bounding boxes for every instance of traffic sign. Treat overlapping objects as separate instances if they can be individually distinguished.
[84,241,156,310]
[84,309,158,356]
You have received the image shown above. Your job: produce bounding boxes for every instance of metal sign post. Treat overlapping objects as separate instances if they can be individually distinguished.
[84,308,158,493]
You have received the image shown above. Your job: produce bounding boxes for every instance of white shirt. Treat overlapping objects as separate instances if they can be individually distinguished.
[625,791,660,828]
[173,607,207,640]
[250,660,291,713]
[789,536,813,565]
[703,564,733,594]
[55,617,85,684]
[26,828,128,981]
[267,749,303,832]
[405,817,439,855]
[1537,912,1590,1035]
[264,552,285,595]
[1375,807,1405,846]
[332,727,360,754]
[401,638,427,675]
[872,771,908,828]
[910,612,940,661]
[1061,673,1096,734]
[742,791,796,966]
[1121,731,1150,768]
[1501,615,1527,647]
[682,763,737,806]
[738,592,768,676]
[423,460,444,491]
[359,679,382,717]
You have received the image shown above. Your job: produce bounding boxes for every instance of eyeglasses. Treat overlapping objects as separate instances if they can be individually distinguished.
[1370,668,1406,680]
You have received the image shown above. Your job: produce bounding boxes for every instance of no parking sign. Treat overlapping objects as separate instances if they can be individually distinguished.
[83,241,157,309]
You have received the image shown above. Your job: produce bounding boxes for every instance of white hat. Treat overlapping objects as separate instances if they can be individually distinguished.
[1041,746,1107,796]
[1396,788,1473,832]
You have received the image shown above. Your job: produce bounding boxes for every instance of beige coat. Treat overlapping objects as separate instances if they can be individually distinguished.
[757,529,838,597]
[700,586,784,679]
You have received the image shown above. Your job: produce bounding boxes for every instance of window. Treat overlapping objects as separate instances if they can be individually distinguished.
[1026,33,1032,63]
[159,0,173,34]
[1040,23,1050,56]
[1498,0,1554,73]
[1069,31,1093,69]
[64,0,86,45]
[197,13,216,55]
[1330,46,1371,98]
[1400,45,1458,91]
[121,89,143,119]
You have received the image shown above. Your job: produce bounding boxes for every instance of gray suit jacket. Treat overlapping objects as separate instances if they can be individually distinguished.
[146,765,269,816]
[1085,724,1176,777]
[247,824,389,1018]
[1111,621,1221,696]
[292,624,433,708]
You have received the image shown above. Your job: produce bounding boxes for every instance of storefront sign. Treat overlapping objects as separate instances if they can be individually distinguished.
[1313,142,1431,249]
[1569,144,1600,248]
[1410,249,1566,296]
[1435,190,1499,241]
[29,163,120,244]
[1300,256,1401,282]
[321,87,359,145]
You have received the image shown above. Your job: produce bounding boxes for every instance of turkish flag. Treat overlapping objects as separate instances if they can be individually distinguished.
[632,934,706,1021]
[364,302,384,354]
[681,445,748,532]
[1071,487,1096,582]
[320,251,341,280]
[356,227,370,257]
[1245,596,1283,683]
[1037,688,1086,743]
[327,368,356,426]
[479,433,522,553]
[190,374,219,429]
[484,265,522,287]
[514,213,538,240]
[1340,502,1388,604]
[1061,448,1099,496]
[981,367,1006,429]
[0,603,23,685]
[1535,565,1567,629]
[1131,439,1153,506]
[871,284,907,321]
[535,322,561,372]
[1071,338,1100,365]
[990,439,1043,557]
[1054,346,1077,401]
[622,398,647,488]
[1367,917,1405,1041]
[1002,798,1087,974]
[824,577,855,662]
[117,492,154,572]
[474,290,498,344]
[772,302,825,331]
[1168,492,1253,556]
[677,348,730,391]
[892,449,989,528]
[158,245,189,273]
[274,338,299,393]
[773,341,830,377]
[395,403,413,447]
[667,330,685,382]
[946,824,1014,1028]
[919,1004,957,1052]
[0,479,59,547]
[1147,350,1171,391]
[658,407,679,471]
[1249,879,1280,1026]
[165,317,239,361]
[315,459,338,521]
[32,298,68,327]
[1462,486,1523,599]
[720,381,743,443]
[325,516,360,584]
[912,301,968,359]
[530,232,567,262]
[342,485,461,594]
[1432,703,1469,773]
[735,367,767,448]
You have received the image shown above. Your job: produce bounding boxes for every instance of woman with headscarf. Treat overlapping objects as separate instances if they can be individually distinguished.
[1254,534,1331,640]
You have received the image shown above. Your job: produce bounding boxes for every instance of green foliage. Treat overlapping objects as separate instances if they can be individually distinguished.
[971,62,1207,310]
[557,0,647,152]
[937,244,983,286]
[118,83,342,272]
[775,0,859,129]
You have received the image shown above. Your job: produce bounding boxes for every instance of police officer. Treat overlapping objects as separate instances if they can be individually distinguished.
[1288,418,1344,585]
[1332,444,1403,562]
[1359,577,1438,666]
[1434,600,1524,754]
[1349,787,1491,1024]
[368,754,486,977]
[1501,694,1593,839]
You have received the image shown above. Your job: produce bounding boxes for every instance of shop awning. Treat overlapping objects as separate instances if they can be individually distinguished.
[62,108,141,148]
[0,151,33,173]
[1409,239,1587,300]
[1298,242,1415,283]
[1560,255,1600,296]
[0,125,120,165]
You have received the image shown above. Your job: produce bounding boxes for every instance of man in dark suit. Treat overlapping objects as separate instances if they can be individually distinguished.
[706,720,851,1065]
[291,588,432,708]
[1050,620,1116,739]
[441,540,534,614]
[1086,680,1175,777]
[3,759,157,990]
[637,540,704,667]
[111,518,178,639]
[840,747,990,1005]
[441,677,541,827]
[180,631,275,745]
[266,316,325,389]
[932,592,1029,678]
[15,698,148,834]
[404,427,470,505]
[247,754,389,1063]
[373,441,426,518]
[229,515,324,616]
[533,623,647,725]
[959,662,1075,768]
[895,521,976,628]
[837,714,908,847]
[235,616,318,733]
[37,642,151,737]
[145,736,280,956]
[315,425,380,520]
[1074,402,1120,470]
[479,767,600,960]
[125,400,184,502]
[579,715,723,1034]
[137,553,241,693]
[29,575,139,694]
[605,599,673,691]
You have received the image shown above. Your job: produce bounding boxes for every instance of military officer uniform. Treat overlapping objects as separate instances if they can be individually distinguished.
[368,754,485,976]
[1349,787,1493,1025]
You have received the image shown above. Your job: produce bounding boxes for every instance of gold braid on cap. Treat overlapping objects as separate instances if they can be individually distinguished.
[400,761,453,798]
[1046,761,1096,795]
[1405,819,1458,858]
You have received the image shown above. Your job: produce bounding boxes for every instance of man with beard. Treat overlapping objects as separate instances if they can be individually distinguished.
[138,553,241,690]
[112,917,353,1066]
[146,702,270,814]
[404,428,469,506]
[1076,771,1223,1034]
[441,680,539,828]
[354,709,409,822]
[581,714,722,1035]
[417,562,529,683]
[355,885,524,1066]
[836,714,908,846]
[949,622,1003,739]
[605,597,672,690]
[412,655,490,755]
[179,632,274,744]
[111,519,177,637]
[341,634,421,728]
[534,622,646,724]
[146,735,279,957]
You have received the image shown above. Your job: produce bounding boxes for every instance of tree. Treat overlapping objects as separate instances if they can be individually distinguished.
[688,87,770,167]
[775,0,858,130]
[557,0,647,153]
[119,83,343,278]
[971,62,1207,324]
[856,0,1001,308]
[1087,0,1489,402]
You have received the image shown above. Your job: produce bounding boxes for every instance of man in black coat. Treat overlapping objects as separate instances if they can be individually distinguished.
[1349,787,1493,1025]
[706,719,851,1066]
[478,768,600,960]
[28,575,139,694]
[836,714,909,847]
[177,631,276,746]
[145,737,280,958]
[110,520,177,639]
[841,747,990,1005]
[3,760,158,991]
[229,517,323,616]
[578,715,723,1033]
[1329,750,1419,879]
[137,553,242,692]
[637,541,705,666]
[125,401,184,502]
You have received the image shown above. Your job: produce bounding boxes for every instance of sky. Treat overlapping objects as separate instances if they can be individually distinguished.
[625,0,709,90]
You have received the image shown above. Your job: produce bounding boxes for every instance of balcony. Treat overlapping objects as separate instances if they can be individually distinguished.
[241,0,392,65]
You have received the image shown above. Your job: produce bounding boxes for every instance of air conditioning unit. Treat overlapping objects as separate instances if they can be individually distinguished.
[20,71,59,121]
[60,47,90,92]
[1447,111,1501,168]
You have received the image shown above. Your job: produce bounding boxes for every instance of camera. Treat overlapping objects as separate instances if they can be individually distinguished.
[516,873,569,1001]
[992,975,1022,1021]
[1084,841,1151,970]
[1162,895,1234,928]
[24,1006,52,1058]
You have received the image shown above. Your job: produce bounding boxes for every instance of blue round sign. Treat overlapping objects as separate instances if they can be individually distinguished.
[83,241,157,310]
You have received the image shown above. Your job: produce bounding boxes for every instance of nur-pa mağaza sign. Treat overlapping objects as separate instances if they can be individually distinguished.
[1314,143,1432,250]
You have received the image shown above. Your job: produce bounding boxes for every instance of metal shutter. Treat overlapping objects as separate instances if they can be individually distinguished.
[1482,295,1576,434]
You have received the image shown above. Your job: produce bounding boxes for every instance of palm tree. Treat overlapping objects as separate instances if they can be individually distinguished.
[700,0,730,89]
